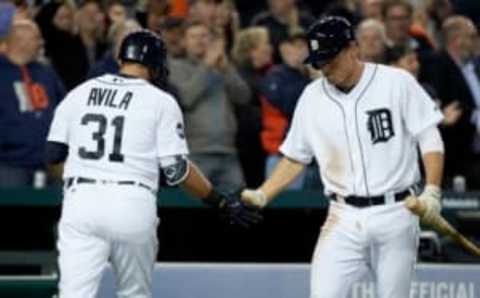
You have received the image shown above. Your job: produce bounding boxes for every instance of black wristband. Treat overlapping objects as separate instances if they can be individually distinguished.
[45,141,69,165]
[203,188,225,208]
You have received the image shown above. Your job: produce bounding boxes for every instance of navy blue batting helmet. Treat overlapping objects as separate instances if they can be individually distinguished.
[118,30,168,87]
[304,16,355,68]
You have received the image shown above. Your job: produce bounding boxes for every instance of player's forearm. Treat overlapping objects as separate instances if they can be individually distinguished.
[45,141,68,181]
[422,152,444,187]
[259,157,306,203]
[180,161,213,199]
[417,126,444,187]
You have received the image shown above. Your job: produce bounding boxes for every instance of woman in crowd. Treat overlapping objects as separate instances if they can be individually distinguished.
[232,27,273,187]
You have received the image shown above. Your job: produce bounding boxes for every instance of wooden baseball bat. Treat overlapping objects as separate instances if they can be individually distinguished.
[405,196,480,257]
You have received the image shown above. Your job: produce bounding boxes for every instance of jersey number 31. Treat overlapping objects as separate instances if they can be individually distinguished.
[78,113,125,162]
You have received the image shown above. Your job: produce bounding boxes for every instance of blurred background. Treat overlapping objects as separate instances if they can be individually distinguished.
[0,0,480,297]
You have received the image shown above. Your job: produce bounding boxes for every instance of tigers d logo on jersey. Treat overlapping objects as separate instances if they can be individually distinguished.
[366,108,394,144]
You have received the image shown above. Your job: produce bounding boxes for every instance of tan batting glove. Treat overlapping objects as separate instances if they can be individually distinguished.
[241,189,268,208]
[417,185,442,223]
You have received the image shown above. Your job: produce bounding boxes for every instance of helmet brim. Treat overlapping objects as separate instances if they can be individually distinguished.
[303,50,339,68]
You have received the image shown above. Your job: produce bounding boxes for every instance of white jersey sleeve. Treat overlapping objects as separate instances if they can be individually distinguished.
[279,91,314,164]
[47,97,70,144]
[401,72,444,136]
[156,97,189,158]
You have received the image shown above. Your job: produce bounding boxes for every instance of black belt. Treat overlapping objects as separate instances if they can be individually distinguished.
[331,190,411,208]
[64,177,154,192]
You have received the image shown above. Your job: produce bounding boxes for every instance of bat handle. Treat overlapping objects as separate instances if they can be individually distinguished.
[455,234,480,257]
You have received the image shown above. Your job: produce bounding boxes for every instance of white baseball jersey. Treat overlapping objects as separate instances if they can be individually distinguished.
[280,63,444,197]
[47,74,188,189]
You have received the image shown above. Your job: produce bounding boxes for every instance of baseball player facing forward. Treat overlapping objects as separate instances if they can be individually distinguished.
[242,16,445,298]
[45,30,261,298]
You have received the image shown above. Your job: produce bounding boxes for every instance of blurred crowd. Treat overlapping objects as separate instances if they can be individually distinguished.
[1,0,480,192]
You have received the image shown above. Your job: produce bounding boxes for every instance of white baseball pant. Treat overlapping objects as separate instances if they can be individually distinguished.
[311,200,419,298]
[57,182,158,298]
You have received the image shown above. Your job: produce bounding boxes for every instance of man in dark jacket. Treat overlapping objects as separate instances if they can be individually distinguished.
[0,20,65,187]
[421,15,479,188]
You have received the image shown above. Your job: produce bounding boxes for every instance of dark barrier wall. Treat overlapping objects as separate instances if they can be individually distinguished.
[0,188,479,270]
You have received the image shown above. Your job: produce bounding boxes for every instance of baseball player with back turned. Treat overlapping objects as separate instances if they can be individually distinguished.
[45,30,261,298]
[242,16,445,298]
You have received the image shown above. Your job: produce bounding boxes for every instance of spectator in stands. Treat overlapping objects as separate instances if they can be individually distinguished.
[87,19,141,78]
[0,2,15,53]
[169,21,251,190]
[232,27,273,187]
[259,30,313,189]
[360,0,384,20]
[251,0,314,63]
[213,0,240,51]
[422,16,479,188]
[357,18,388,63]
[0,20,65,187]
[385,44,462,128]
[35,1,89,90]
[189,0,217,28]
[106,0,128,28]
[138,0,170,35]
[77,0,107,71]
[162,17,186,59]
[382,0,434,55]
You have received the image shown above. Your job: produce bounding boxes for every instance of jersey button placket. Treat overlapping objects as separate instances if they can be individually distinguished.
[345,101,361,196]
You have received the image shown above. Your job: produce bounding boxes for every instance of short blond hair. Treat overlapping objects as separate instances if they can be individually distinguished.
[232,26,269,67]
[442,15,476,44]
[357,18,389,45]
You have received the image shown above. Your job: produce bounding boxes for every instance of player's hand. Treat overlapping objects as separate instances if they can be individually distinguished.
[417,185,442,223]
[220,189,263,228]
[241,188,268,208]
